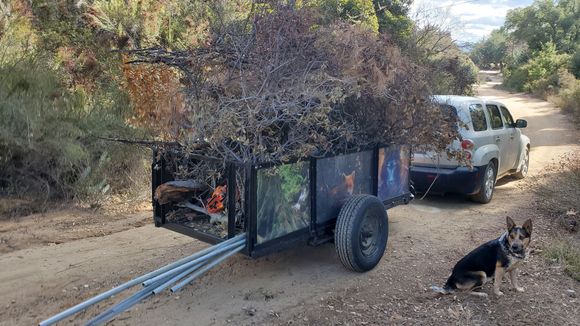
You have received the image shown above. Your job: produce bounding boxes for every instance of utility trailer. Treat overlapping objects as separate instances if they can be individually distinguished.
[152,145,413,272]
[39,145,414,325]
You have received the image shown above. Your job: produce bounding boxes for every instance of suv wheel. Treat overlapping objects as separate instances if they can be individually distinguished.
[513,148,529,179]
[471,161,496,204]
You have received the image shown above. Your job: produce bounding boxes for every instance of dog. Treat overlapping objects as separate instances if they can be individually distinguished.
[431,217,532,297]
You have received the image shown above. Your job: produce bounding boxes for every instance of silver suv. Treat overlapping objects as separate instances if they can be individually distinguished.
[411,95,530,203]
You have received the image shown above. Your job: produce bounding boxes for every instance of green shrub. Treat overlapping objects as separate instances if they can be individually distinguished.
[311,0,379,33]
[503,43,571,94]
[571,45,580,78]
[503,66,528,91]
[553,69,580,127]
[0,57,147,203]
[429,54,479,95]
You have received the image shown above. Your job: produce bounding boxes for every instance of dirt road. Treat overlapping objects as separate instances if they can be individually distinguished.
[1,72,578,325]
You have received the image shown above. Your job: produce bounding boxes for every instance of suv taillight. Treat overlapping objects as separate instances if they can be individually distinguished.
[461,139,475,150]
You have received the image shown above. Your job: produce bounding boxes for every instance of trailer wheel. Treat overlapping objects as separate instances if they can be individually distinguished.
[335,195,388,272]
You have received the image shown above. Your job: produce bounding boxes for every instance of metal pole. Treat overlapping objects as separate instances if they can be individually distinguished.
[85,280,162,326]
[151,261,205,295]
[39,234,246,326]
[170,244,245,293]
[142,238,244,287]
[90,241,246,324]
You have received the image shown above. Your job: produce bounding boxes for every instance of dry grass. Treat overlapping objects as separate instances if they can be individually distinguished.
[533,152,579,232]
[543,240,580,281]
[533,152,580,281]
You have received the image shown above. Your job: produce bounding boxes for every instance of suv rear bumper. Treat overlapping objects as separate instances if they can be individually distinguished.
[410,165,485,195]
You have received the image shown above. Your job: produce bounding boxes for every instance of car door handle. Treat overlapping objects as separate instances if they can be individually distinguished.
[495,136,501,142]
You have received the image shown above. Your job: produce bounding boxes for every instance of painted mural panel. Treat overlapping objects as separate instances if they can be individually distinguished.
[256,162,310,244]
[316,151,373,224]
[378,145,410,201]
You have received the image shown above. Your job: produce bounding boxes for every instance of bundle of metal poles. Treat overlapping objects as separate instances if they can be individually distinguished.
[39,233,246,326]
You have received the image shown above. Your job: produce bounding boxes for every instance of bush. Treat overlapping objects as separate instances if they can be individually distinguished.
[0,58,147,203]
[503,43,570,94]
[503,66,528,91]
[429,54,479,95]
[570,44,580,79]
[553,69,580,127]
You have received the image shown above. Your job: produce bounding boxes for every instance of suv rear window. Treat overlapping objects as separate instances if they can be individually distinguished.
[486,104,503,129]
[469,104,487,131]
[438,104,459,125]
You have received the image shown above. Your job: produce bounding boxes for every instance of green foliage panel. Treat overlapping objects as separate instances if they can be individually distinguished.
[256,162,310,244]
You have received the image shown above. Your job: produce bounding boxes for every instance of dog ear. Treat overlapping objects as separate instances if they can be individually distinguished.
[522,219,533,235]
[506,216,516,232]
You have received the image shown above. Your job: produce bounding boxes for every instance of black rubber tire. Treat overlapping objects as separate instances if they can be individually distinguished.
[470,161,496,204]
[335,195,388,272]
[513,148,529,179]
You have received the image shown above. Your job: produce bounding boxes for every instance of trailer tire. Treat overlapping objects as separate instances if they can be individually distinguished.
[335,195,388,272]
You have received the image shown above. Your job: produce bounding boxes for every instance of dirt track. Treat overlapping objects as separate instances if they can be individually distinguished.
[1,72,579,325]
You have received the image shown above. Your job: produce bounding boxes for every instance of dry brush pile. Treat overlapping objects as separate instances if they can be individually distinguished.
[131,6,460,166]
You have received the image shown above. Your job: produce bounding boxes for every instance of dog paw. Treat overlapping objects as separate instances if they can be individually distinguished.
[494,290,504,296]
[515,287,525,293]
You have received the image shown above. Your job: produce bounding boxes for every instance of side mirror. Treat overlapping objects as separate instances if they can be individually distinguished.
[515,119,527,128]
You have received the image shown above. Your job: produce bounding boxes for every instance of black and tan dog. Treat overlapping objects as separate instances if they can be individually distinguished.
[431,217,532,297]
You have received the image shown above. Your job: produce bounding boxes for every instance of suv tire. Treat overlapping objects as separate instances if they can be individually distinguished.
[513,148,529,179]
[471,161,496,204]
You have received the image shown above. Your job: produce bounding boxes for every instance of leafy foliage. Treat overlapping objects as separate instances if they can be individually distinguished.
[0,1,147,205]
[1,0,478,207]
[427,51,479,96]
[504,43,571,94]
[0,58,145,201]
[505,0,578,54]
[471,0,579,124]
[373,0,413,39]
[278,164,307,203]
[470,29,508,70]
[552,69,580,127]
[84,0,214,49]
[312,0,380,32]
[407,4,479,96]
[571,44,580,78]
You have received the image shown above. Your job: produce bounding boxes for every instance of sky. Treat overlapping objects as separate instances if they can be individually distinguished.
[411,0,535,44]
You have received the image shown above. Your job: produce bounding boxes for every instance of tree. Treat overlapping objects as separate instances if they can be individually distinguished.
[311,0,414,38]
[470,29,508,70]
[312,0,380,32]
[372,0,414,39]
[522,42,571,92]
[505,0,579,54]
